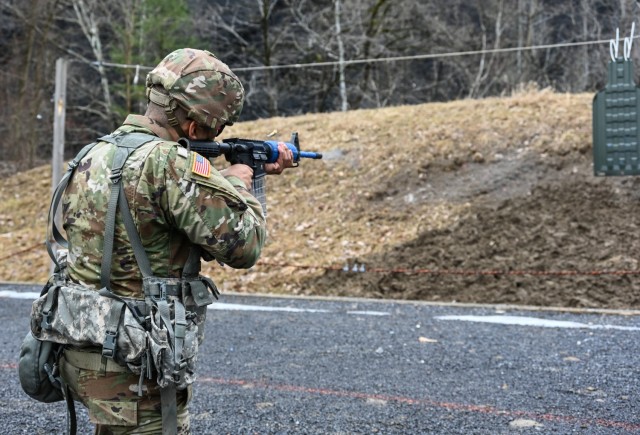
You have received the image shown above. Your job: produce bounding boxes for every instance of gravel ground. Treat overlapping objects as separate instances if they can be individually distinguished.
[1,284,639,434]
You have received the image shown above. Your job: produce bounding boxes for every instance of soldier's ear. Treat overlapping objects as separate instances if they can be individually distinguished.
[186,120,199,140]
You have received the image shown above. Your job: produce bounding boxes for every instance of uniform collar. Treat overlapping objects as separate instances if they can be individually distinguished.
[121,114,174,140]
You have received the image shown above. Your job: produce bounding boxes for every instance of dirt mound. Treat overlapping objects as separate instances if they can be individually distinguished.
[306,150,640,309]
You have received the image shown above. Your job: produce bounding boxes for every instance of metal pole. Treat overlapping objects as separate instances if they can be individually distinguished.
[51,57,68,272]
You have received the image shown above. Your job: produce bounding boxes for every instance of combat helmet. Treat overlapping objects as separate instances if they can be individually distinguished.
[146,48,244,137]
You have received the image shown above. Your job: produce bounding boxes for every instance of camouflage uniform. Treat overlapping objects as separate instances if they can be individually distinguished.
[58,49,264,433]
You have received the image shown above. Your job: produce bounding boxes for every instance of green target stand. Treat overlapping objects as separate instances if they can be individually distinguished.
[593,59,640,175]
[593,24,640,176]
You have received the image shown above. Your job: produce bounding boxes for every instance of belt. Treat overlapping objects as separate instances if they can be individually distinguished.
[146,282,183,299]
[63,348,130,373]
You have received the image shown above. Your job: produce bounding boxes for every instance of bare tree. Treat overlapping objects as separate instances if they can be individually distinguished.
[71,0,115,125]
[0,0,60,167]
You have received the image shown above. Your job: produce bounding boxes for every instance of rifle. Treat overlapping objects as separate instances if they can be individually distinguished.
[178,132,322,216]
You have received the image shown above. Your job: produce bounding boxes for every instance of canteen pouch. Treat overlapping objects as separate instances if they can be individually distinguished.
[143,277,203,390]
[147,302,199,390]
[19,254,70,403]
[18,331,64,403]
[182,276,218,344]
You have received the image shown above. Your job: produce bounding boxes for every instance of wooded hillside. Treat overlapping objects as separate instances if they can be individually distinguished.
[1,0,635,170]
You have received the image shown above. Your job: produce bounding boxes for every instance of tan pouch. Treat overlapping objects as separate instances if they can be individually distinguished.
[30,284,147,368]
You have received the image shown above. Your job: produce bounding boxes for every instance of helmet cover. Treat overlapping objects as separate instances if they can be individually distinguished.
[146,48,244,131]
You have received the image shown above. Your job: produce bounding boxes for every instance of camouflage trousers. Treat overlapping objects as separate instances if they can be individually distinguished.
[59,350,191,434]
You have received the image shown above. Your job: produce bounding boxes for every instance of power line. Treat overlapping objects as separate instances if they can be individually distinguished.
[90,36,632,74]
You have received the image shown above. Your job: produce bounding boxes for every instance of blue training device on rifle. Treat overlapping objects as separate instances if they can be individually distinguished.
[178,132,322,178]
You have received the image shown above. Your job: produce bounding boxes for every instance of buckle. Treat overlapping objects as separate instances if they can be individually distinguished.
[151,283,167,302]
[67,159,80,171]
[174,319,187,340]
[41,310,53,331]
[43,362,62,389]
[172,360,187,381]
[109,168,123,184]
[102,330,117,358]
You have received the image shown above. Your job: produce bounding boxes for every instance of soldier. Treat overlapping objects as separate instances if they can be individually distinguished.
[57,48,293,433]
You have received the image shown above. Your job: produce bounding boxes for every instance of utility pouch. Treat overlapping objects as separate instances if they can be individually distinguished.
[142,277,210,390]
[182,276,219,344]
[30,284,148,372]
[18,330,64,403]
[29,276,215,391]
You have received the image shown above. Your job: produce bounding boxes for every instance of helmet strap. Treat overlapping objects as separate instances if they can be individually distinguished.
[165,106,188,139]
[147,87,188,138]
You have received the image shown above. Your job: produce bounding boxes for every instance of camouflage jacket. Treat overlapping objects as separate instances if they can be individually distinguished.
[62,114,266,298]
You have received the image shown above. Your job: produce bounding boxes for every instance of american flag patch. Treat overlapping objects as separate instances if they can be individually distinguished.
[191,153,211,178]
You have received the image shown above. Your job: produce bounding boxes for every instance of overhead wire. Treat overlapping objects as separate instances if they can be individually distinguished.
[88,35,640,74]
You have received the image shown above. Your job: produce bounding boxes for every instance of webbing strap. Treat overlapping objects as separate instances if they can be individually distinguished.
[101,132,180,435]
[99,133,157,289]
[99,147,127,289]
[160,384,178,435]
[118,183,153,277]
[147,87,187,139]
[62,381,77,435]
[160,301,186,435]
[46,142,98,268]
[173,302,187,379]
[157,299,174,343]
[97,134,158,368]
[64,349,129,373]
[182,246,202,278]
[40,286,60,331]
[102,300,125,360]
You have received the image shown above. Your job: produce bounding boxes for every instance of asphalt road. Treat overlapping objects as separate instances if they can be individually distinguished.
[1,283,639,434]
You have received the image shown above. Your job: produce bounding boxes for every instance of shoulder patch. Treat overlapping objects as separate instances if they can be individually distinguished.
[191,152,211,178]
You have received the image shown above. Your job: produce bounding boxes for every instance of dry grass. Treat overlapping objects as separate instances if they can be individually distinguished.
[0,88,593,294]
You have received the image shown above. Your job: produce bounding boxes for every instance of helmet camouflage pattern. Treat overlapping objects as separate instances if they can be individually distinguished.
[146,48,244,131]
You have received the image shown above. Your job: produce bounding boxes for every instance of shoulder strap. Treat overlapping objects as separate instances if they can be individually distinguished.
[99,132,159,290]
[46,142,99,269]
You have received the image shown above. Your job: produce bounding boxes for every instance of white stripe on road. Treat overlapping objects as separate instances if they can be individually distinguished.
[0,291,40,299]
[347,310,390,316]
[436,315,640,331]
[209,303,390,316]
[0,291,389,316]
[208,302,330,313]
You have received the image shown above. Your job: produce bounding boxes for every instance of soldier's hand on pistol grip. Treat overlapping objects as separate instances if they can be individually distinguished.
[221,164,253,189]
